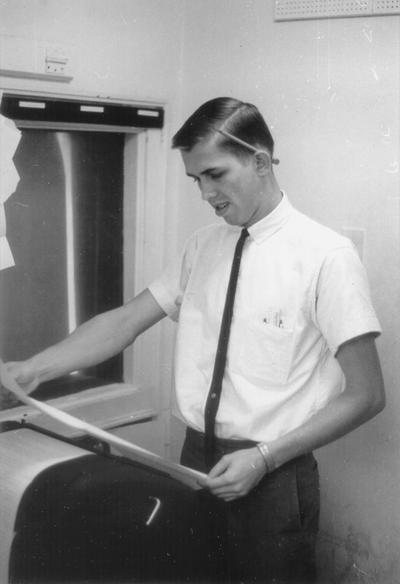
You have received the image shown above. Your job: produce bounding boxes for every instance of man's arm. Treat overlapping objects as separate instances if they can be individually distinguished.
[4,288,166,392]
[200,334,385,501]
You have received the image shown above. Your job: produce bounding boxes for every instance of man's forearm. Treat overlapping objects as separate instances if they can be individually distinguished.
[267,335,385,469]
[12,288,166,387]
[268,387,383,469]
[28,308,133,383]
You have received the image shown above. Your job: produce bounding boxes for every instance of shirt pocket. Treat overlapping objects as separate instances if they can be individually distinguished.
[229,318,293,386]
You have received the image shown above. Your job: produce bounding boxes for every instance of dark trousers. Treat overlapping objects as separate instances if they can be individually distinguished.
[181,427,320,584]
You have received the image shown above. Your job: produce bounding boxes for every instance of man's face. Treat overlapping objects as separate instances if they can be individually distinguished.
[181,138,271,228]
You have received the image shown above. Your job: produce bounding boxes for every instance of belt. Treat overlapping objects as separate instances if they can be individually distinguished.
[185,426,316,469]
[186,426,257,451]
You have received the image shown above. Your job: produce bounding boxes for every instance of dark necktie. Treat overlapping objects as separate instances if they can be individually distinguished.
[204,228,249,469]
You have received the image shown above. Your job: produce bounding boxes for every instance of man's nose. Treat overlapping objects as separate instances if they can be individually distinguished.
[199,182,216,202]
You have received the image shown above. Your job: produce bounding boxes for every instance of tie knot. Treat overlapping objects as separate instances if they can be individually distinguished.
[241,228,249,239]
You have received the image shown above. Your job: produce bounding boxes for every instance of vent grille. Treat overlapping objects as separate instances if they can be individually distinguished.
[275,0,400,20]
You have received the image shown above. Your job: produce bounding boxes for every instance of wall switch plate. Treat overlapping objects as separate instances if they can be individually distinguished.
[45,45,68,75]
[45,59,67,75]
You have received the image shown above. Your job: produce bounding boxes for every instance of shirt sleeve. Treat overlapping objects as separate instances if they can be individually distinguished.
[314,244,382,355]
[148,232,198,322]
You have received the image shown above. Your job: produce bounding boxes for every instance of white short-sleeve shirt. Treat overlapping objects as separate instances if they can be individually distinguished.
[149,194,381,442]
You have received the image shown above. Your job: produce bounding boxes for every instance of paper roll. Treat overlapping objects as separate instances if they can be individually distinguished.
[0,204,15,269]
[0,94,21,270]
[0,114,21,205]
[0,203,5,237]
[0,235,15,270]
[0,199,15,268]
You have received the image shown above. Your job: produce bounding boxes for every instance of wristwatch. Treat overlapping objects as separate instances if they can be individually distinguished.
[256,442,276,473]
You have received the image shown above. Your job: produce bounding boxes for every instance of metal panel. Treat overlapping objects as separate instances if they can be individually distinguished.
[0,93,164,129]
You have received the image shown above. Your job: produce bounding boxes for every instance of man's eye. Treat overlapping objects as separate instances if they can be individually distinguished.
[209,173,223,180]
[192,177,199,184]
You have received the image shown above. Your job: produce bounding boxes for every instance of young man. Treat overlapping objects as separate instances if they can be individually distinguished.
[5,97,385,583]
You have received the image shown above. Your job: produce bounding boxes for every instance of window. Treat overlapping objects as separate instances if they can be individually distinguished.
[0,94,166,423]
[1,129,124,410]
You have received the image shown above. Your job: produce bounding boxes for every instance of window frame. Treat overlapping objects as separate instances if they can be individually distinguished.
[0,91,168,435]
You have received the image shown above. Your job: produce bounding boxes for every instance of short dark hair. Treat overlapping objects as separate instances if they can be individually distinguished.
[172,97,274,158]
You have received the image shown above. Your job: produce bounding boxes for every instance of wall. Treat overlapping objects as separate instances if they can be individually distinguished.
[170,1,399,583]
[0,0,183,101]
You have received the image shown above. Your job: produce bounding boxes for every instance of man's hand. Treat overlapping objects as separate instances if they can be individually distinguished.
[198,447,267,502]
[1,360,39,394]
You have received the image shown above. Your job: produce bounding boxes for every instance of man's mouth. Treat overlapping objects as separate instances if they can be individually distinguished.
[215,202,229,212]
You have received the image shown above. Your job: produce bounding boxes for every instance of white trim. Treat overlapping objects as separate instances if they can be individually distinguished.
[0,86,165,108]
[0,383,156,434]
[123,133,140,383]
[128,130,168,408]
[18,100,46,109]
[0,68,73,83]
[56,133,77,333]
[80,105,104,113]
[137,109,160,118]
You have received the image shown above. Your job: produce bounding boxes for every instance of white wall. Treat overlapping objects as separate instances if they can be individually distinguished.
[171,1,399,583]
[0,0,183,101]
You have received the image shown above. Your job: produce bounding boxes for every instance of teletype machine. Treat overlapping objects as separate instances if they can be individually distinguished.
[0,364,228,583]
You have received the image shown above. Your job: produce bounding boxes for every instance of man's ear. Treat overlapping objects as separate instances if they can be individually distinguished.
[254,150,271,175]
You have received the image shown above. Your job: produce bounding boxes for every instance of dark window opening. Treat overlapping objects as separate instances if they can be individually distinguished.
[0,129,125,410]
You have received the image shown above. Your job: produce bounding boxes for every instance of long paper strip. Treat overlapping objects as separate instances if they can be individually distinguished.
[0,197,14,268]
[0,93,21,205]
[0,236,14,270]
[0,90,21,269]
[0,360,205,490]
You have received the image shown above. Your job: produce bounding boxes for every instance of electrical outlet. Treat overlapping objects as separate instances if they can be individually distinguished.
[45,58,67,75]
[44,45,68,76]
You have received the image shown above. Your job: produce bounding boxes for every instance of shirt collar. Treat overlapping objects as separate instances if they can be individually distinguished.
[247,191,293,244]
